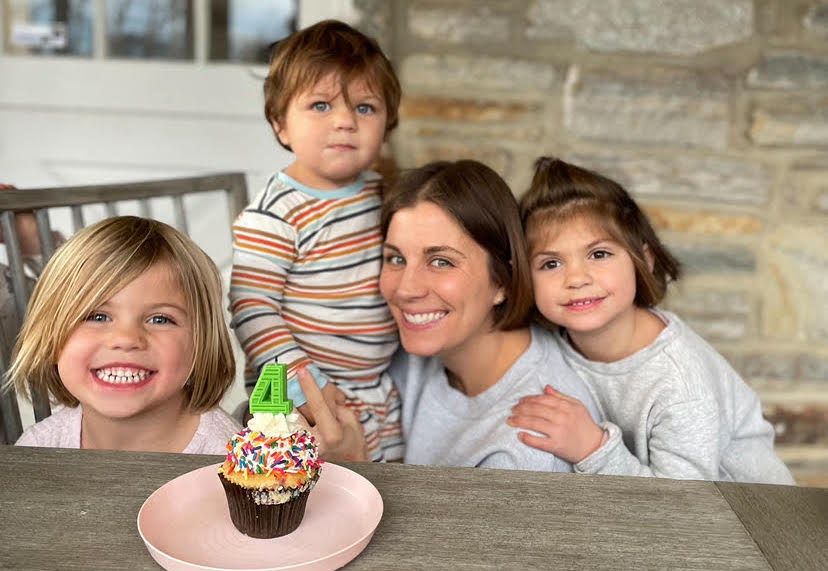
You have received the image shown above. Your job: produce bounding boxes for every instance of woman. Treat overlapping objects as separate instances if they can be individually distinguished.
[302,160,601,470]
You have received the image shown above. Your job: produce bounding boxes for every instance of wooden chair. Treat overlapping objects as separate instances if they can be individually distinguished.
[0,172,248,444]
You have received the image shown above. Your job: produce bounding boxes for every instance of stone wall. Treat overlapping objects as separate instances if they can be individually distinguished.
[355,0,828,486]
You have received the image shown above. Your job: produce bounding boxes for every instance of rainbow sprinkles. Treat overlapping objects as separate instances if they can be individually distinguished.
[224,426,322,478]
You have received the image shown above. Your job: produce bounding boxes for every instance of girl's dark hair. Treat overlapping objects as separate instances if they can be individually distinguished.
[382,160,534,330]
[519,157,680,307]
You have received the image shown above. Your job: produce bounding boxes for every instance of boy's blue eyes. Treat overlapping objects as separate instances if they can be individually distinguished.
[309,102,376,114]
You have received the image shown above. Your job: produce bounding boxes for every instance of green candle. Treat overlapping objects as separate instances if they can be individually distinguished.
[249,363,293,415]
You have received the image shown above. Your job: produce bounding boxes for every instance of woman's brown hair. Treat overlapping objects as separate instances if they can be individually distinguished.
[520,157,680,307]
[381,160,534,330]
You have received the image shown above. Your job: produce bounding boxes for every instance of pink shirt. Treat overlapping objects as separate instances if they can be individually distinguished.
[16,405,240,455]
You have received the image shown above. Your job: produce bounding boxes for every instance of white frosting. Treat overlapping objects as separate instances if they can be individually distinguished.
[247,411,303,438]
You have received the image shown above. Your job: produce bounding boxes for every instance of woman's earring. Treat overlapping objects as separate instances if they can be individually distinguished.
[494,292,505,305]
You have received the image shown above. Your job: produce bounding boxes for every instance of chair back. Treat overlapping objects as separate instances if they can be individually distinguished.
[0,172,248,444]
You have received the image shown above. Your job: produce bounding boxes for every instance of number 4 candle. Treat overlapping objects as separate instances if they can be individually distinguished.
[249,363,293,415]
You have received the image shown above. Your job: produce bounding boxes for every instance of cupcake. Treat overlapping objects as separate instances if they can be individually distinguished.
[218,411,323,538]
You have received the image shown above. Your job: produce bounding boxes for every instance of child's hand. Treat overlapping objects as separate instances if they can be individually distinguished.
[508,385,604,464]
[297,367,369,462]
[296,380,340,426]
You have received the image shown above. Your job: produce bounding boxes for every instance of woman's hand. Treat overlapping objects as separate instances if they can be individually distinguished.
[508,385,604,464]
[297,367,369,462]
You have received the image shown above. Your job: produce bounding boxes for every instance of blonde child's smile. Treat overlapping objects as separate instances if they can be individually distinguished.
[93,365,153,386]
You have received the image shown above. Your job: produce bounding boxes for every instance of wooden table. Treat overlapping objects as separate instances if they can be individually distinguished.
[1,446,825,570]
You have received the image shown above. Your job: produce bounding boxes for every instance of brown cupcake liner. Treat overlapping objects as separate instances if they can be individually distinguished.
[218,473,311,539]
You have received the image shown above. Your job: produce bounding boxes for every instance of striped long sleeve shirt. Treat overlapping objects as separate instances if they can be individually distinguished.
[229,170,402,461]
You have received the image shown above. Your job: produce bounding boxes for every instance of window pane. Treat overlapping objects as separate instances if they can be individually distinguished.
[106,0,193,60]
[4,0,93,56]
[210,0,297,63]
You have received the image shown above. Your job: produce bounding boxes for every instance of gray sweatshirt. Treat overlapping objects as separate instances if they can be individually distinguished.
[560,310,794,484]
[390,324,601,471]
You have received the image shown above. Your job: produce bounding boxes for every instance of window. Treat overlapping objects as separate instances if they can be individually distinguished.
[210,0,297,63]
[106,0,193,60]
[3,0,93,56]
[2,0,322,62]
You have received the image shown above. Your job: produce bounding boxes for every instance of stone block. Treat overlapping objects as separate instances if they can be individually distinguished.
[765,404,828,445]
[564,66,730,150]
[526,0,753,55]
[354,0,392,56]
[643,206,762,235]
[397,140,511,177]
[740,352,799,380]
[667,242,756,274]
[777,445,828,488]
[407,123,544,143]
[785,159,828,214]
[749,101,828,147]
[762,223,828,342]
[567,152,772,205]
[401,97,535,122]
[408,5,510,44]
[804,2,828,37]
[682,315,748,342]
[401,54,558,92]
[747,52,828,89]
[799,354,828,382]
[665,289,751,315]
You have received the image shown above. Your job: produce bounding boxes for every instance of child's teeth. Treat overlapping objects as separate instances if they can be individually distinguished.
[95,367,150,384]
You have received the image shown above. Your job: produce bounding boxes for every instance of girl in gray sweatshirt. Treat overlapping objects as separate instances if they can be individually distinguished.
[508,157,794,485]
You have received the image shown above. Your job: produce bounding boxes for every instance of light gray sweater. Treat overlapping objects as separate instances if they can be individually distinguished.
[561,310,794,484]
[390,324,602,471]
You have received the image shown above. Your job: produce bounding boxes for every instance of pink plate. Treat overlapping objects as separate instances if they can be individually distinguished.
[137,463,383,571]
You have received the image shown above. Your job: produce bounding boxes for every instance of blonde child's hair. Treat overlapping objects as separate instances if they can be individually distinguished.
[264,19,401,151]
[520,157,680,307]
[6,216,235,412]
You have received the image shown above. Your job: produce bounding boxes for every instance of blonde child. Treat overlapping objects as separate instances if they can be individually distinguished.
[8,216,240,453]
[229,20,402,461]
[509,157,794,484]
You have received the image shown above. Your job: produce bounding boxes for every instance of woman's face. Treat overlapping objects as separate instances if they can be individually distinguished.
[380,201,505,362]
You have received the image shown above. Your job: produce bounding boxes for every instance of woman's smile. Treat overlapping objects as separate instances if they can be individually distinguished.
[401,310,448,326]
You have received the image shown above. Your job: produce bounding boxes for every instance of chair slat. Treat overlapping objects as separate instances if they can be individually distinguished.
[173,195,188,234]
[34,209,56,263]
[71,206,84,233]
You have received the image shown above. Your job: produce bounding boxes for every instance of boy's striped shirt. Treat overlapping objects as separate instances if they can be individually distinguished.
[230,170,402,461]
